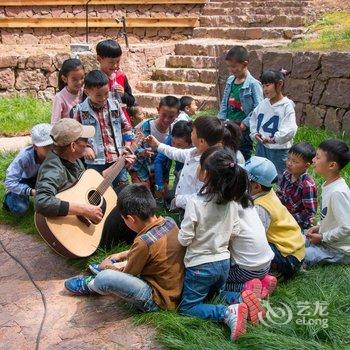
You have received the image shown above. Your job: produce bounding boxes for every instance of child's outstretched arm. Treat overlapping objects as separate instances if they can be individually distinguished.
[146,135,192,163]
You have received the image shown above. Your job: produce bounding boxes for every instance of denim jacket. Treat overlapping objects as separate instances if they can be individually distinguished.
[218,71,263,127]
[72,97,132,165]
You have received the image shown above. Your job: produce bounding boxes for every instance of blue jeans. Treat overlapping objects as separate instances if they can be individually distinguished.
[256,143,289,179]
[89,269,159,312]
[179,260,230,322]
[305,239,350,266]
[3,192,30,215]
[87,163,129,192]
[269,243,303,279]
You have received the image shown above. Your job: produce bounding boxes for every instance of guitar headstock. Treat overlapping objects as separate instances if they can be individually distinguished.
[129,129,145,154]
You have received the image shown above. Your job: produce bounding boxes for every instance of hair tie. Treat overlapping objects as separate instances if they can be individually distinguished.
[229,162,235,168]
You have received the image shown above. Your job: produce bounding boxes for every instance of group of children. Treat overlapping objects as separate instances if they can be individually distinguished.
[3,42,350,341]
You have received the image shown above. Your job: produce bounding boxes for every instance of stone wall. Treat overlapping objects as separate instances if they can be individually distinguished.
[0,4,203,44]
[218,50,350,134]
[0,43,175,100]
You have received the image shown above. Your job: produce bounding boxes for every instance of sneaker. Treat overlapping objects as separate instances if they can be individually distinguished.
[242,278,262,299]
[225,303,248,341]
[64,275,95,295]
[241,290,266,325]
[260,275,277,299]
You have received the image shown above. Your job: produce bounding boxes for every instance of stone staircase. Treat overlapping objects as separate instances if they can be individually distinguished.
[134,0,313,113]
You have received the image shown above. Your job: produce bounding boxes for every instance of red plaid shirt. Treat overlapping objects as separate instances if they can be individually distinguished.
[276,171,318,229]
[95,108,118,163]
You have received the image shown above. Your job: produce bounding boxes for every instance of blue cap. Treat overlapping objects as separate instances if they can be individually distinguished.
[244,156,278,188]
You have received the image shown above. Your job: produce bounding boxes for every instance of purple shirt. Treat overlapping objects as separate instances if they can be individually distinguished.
[276,171,317,229]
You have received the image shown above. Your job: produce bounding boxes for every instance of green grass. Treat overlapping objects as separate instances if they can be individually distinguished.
[289,12,350,51]
[0,97,51,136]
[1,126,350,349]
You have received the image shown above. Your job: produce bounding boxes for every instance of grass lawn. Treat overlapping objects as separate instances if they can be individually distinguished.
[0,97,51,137]
[1,125,349,349]
[289,11,350,51]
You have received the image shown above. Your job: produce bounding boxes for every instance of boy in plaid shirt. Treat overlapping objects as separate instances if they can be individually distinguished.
[276,142,317,230]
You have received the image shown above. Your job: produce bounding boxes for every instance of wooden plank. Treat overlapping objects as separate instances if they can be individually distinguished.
[0,0,207,6]
[0,17,200,28]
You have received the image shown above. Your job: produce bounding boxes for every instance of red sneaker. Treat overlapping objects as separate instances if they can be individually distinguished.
[225,303,248,341]
[242,278,262,299]
[241,290,266,325]
[260,274,277,299]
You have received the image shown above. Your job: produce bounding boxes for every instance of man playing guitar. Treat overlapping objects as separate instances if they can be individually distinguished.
[35,118,136,249]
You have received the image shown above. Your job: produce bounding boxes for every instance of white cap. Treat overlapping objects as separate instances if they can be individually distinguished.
[31,123,53,147]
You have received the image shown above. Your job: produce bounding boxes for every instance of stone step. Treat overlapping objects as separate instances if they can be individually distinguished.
[193,26,304,40]
[151,67,217,84]
[174,38,291,56]
[165,55,218,69]
[202,7,308,15]
[206,0,310,8]
[199,15,307,27]
[134,92,218,110]
[136,80,216,96]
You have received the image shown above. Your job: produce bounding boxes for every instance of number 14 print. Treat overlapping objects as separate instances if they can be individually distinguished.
[257,114,280,137]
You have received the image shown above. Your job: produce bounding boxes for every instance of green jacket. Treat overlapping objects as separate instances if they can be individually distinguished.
[35,151,85,217]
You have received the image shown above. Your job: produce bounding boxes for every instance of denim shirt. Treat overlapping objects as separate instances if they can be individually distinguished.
[72,97,131,165]
[218,71,263,127]
[5,145,39,196]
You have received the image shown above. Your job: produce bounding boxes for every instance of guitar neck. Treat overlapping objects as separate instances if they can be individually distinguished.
[96,139,140,195]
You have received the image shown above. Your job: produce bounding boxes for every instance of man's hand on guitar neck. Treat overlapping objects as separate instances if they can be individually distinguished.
[68,203,103,223]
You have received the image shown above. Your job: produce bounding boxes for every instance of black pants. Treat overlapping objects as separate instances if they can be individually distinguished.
[100,206,137,249]
[240,128,253,161]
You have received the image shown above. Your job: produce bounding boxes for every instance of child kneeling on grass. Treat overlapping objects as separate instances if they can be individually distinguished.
[178,147,266,341]
[246,156,305,279]
[305,140,350,266]
[3,124,53,215]
[65,184,185,312]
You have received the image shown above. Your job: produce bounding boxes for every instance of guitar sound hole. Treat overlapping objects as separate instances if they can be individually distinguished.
[88,190,102,207]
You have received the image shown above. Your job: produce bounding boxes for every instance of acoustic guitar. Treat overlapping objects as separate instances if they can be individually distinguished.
[35,132,144,259]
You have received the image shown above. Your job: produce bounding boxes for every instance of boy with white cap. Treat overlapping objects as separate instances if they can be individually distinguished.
[3,123,53,215]
[244,156,305,279]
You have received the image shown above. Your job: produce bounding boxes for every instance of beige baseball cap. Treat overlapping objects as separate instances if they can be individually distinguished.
[51,119,95,146]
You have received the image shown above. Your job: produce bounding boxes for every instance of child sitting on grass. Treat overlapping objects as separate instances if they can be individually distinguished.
[173,96,197,125]
[178,147,265,341]
[154,120,193,202]
[51,58,85,123]
[218,45,263,160]
[277,142,317,230]
[246,156,305,279]
[65,184,185,312]
[146,116,224,210]
[131,96,179,188]
[250,70,298,178]
[96,39,135,125]
[305,140,350,266]
[3,124,53,215]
